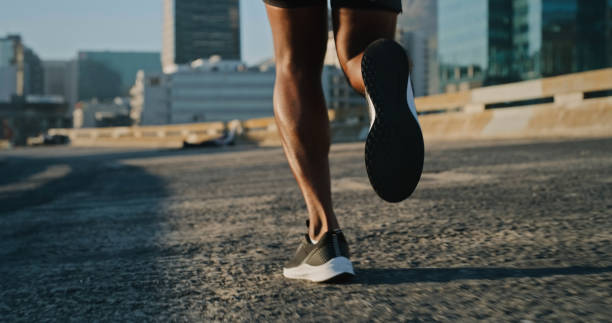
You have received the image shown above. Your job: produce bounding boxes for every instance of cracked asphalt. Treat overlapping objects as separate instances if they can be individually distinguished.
[1,137,611,321]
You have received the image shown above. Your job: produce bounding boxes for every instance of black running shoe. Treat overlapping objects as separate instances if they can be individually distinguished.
[283,229,355,282]
[362,38,425,203]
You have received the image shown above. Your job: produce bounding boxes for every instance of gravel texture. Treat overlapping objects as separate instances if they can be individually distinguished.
[1,137,611,321]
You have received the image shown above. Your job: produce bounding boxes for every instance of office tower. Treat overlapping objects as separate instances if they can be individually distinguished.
[397,0,438,96]
[42,60,79,109]
[23,48,44,96]
[438,0,515,93]
[513,0,611,79]
[76,51,161,101]
[0,35,69,145]
[396,30,429,97]
[438,0,612,93]
[43,61,68,97]
[398,0,437,37]
[0,36,18,101]
[43,60,79,108]
[162,0,241,72]
[0,35,44,102]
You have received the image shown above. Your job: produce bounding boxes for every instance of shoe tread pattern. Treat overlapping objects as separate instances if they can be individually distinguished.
[362,39,424,203]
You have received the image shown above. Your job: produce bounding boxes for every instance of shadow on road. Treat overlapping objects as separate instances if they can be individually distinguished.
[1,147,173,319]
[0,146,248,213]
[352,266,612,285]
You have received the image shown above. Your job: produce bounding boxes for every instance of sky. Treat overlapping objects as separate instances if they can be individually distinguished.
[0,0,274,65]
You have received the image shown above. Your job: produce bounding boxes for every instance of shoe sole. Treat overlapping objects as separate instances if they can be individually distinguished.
[362,39,425,203]
[283,257,355,283]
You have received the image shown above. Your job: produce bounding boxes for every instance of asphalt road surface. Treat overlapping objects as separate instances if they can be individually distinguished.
[1,137,611,321]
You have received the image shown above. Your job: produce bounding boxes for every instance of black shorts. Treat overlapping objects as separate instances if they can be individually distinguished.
[263,0,402,13]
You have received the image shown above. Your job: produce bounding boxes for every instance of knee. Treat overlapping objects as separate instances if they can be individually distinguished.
[275,55,322,83]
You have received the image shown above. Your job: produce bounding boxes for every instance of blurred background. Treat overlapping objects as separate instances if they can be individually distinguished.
[0,0,611,146]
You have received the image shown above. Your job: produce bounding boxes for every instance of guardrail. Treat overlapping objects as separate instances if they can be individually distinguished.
[46,68,612,147]
[48,121,227,148]
[413,68,612,139]
[415,68,612,113]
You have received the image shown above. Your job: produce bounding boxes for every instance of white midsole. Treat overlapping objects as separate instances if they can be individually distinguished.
[406,75,420,125]
[283,257,355,282]
[366,92,376,130]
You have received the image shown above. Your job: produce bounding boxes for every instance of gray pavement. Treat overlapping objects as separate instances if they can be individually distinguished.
[1,137,611,321]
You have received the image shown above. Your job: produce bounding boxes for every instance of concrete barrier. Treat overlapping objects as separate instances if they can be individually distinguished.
[414,68,612,113]
[45,68,612,148]
[0,139,10,150]
[419,97,612,141]
[48,122,226,148]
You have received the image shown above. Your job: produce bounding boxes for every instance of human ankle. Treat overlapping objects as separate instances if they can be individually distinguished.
[308,220,328,243]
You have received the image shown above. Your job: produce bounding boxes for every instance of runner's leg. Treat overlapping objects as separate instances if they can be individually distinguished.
[265,4,338,241]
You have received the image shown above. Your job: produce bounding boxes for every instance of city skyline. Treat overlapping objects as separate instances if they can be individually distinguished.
[0,0,273,65]
[0,1,442,67]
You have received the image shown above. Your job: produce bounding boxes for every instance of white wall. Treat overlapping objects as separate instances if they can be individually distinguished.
[170,70,275,123]
[140,74,171,125]
[139,62,369,125]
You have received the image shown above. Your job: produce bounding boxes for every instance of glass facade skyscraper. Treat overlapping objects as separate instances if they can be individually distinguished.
[0,35,44,101]
[162,0,240,71]
[396,0,438,96]
[438,0,494,92]
[77,51,161,101]
[438,0,611,93]
[0,38,15,68]
[514,0,611,79]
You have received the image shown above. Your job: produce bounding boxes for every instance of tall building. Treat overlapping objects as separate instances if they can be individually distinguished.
[43,61,68,97]
[0,35,70,145]
[0,37,17,102]
[0,35,44,102]
[397,0,438,96]
[396,30,429,97]
[43,60,78,104]
[513,0,612,79]
[23,48,44,96]
[162,0,241,72]
[42,60,78,109]
[438,0,612,93]
[398,0,438,38]
[76,51,161,101]
[438,0,516,93]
